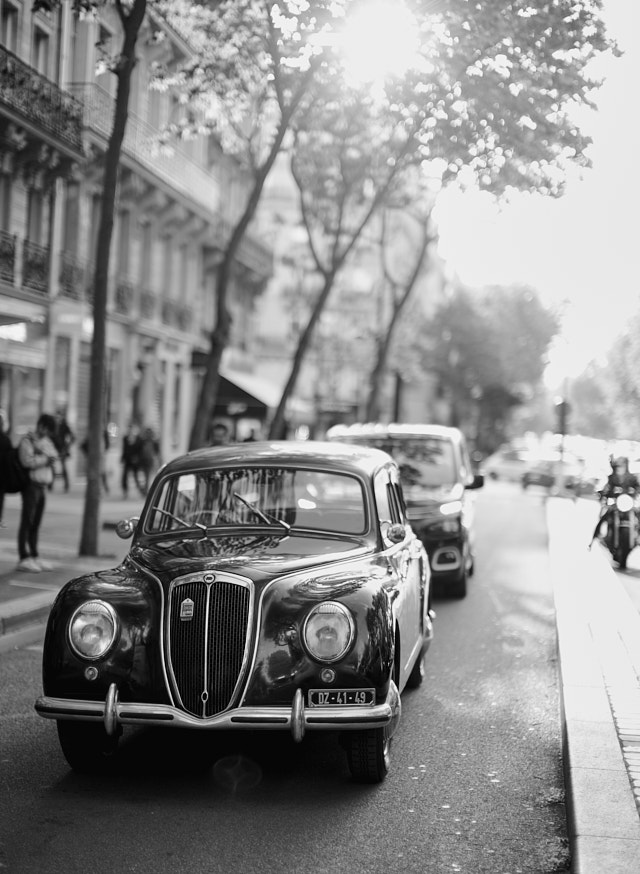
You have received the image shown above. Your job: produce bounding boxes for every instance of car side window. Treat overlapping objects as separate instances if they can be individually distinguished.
[389,472,408,526]
[374,469,395,524]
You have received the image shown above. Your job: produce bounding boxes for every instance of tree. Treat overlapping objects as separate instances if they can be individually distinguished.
[266,0,614,434]
[156,0,344,449]
[364,207,437,421]
[35,0,148,555]
[267,78,422,438]
[419,284,559,448]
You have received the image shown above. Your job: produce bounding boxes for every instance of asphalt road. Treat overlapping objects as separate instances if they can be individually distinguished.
[0,483,569,874]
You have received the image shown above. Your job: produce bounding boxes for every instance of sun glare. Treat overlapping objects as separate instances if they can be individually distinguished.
[340,0,420,89]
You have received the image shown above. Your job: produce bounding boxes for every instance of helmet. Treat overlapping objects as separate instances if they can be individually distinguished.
[612,455,628,470]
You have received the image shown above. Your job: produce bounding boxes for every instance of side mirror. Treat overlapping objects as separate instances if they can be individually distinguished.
[116,517,139,540]
[384,522,407,544]
[467,474,484,490]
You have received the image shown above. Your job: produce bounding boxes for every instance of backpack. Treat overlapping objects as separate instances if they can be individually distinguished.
[1,447,30,494]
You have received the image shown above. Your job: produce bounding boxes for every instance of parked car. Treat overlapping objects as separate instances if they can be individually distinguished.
[326,423,483,598]
[35,441,434,783]
[482,445,533,482]
[521,450,583,491]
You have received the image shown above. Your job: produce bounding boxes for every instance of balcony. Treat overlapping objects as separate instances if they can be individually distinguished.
[0,46,82,153]
[22,239,49,295]
[0,231,16,285]
[68,82,220,216]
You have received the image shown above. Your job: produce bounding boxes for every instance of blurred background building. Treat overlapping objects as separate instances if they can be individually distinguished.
[0,1,447,485]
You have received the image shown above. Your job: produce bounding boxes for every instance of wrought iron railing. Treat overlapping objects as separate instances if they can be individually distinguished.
[0,46,82,152]
[22,239,49,294]
[0,230,16,284]
[59,251,89,300]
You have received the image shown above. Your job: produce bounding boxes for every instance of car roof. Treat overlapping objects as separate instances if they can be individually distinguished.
[160,440,395,479]
[326,422,464,443]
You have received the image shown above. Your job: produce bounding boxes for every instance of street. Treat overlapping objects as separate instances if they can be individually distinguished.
[0,483,572,873]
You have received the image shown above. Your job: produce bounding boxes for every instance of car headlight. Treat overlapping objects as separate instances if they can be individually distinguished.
[68,600,118,660]
[616,493,634,513]
[302,602,355,663]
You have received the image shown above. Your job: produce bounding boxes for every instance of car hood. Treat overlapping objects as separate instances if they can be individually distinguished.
[128,531,373,584]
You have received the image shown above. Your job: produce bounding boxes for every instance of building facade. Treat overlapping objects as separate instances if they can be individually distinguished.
[0,1,273,482]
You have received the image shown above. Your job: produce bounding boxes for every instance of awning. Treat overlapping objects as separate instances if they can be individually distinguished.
[213,368,282,420]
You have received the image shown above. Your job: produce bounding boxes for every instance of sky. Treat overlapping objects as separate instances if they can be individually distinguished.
[433,0,640,388]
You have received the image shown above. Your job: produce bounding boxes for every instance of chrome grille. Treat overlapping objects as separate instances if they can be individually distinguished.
[168,578,251,718]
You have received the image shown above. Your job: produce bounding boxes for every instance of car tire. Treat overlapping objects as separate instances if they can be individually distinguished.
[448,568,468,599]
[57,720,120,773]
[343,726,391,783]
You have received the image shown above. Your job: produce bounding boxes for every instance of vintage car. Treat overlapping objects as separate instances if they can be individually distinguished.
[327,423,484,598]
[35,441,434,783]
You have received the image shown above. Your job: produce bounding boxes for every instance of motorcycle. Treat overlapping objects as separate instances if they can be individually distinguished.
[599,487,639,569]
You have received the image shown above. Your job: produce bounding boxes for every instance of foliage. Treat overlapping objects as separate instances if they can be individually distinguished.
[268,0,614,433]
[152,0,346,448]
[418,284,559,446]
[404,0,616,196]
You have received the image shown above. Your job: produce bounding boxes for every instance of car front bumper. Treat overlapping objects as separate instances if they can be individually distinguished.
[35,681,401,744]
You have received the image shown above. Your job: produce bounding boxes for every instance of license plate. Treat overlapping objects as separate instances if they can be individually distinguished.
[308,688,375,707]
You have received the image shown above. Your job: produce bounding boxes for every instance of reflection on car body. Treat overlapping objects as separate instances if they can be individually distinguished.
[35,441,434,783]
[326,423,483,598]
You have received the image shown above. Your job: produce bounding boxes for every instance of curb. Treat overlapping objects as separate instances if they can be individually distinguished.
[547,498,640,873]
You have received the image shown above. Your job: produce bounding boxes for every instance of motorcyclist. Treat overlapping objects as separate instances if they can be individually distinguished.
[589,456,640,547]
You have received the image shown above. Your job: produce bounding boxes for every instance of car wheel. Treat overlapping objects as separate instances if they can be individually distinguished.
[448,568,468,599]
[57,720,120,773]
[343,726,391,783]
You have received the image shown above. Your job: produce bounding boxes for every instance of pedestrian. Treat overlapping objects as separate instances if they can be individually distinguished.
[137,426,160,495]
[121,423,142,497]
[51,409,75,492]
[0,408,12,528]
[210,421,230,446]
[16,412,58,572]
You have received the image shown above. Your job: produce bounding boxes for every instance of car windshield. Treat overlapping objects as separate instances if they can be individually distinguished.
[145,466,367,535]
[343,436,456,489]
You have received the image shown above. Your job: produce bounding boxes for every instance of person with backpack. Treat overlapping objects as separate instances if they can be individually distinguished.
[16,413,58,572]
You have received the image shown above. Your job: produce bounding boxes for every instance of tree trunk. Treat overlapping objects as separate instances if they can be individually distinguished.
[189,115,294,450]
[364,226,433,421]
[268,270,336,439]
[79,0,146,556]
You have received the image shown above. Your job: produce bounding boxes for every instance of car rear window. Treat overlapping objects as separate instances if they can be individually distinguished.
[146,466,367,535]
[340,436,456,489]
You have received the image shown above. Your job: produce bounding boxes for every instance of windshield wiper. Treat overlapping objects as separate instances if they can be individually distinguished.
[151,507,207,534]
[233,492,291,533]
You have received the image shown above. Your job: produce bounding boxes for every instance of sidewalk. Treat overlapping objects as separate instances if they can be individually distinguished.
[0,482,143,641]
[1,491,639,872]
[548,497,640,873]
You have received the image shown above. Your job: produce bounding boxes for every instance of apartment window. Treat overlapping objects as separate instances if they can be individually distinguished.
[117,210,131,277]
[32,26,50,76]
[0,174,11,231]
[96,24,116,98]
[1,2,19,52]
[62,182,80,253]
[27,188,44,245]
[178,242,189,297]
[140,222,153,284]
[161,237,173,296]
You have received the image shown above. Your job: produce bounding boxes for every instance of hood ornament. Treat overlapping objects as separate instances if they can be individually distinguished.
[180,598,194,621]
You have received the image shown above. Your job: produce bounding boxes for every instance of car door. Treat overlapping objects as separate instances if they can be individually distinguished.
[374,466,424,688]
